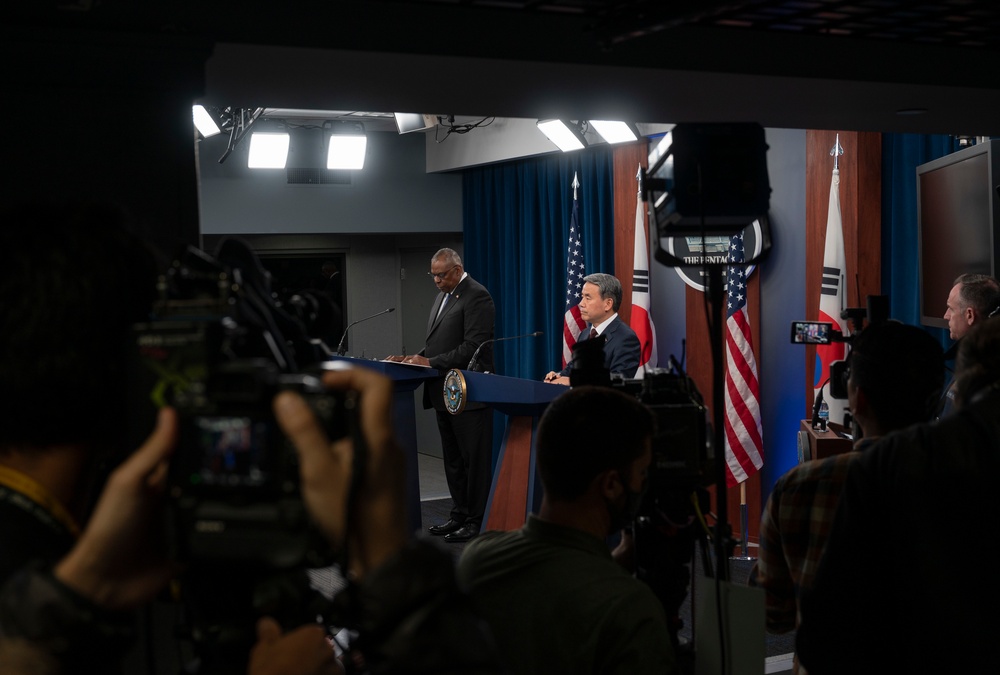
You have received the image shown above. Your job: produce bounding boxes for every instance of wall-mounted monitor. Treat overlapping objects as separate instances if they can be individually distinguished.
[394,113,438,134]
[916,139,1000,329]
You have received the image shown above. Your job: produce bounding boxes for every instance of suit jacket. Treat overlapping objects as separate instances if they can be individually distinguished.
[561,315,642,377]
[420,275,495,411]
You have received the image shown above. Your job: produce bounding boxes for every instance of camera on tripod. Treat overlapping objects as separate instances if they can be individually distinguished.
[567,336,713,504]
[566,337,714,644]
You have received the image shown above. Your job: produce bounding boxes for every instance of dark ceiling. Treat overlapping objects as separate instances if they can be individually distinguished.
[6,0,1000,135]
[410,0,1000,50]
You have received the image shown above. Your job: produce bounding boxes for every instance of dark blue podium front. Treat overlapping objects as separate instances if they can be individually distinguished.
[328,356,438,535]
[460,371,565,531]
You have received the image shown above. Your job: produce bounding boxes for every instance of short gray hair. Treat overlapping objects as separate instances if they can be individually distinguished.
[432,248,462,267]
[954,273,1000,318]
[583,273,623,312]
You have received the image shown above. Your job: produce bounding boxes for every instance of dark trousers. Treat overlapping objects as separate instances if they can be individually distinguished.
[435,407,493,528]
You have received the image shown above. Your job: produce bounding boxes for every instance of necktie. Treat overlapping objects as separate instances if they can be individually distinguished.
[589,327,598,340]
[436,293,450,319]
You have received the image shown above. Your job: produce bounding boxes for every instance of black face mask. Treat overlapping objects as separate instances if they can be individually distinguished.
[606,476,646,533]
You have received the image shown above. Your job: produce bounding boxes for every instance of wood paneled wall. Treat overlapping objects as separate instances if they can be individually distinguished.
[614,142,648,322]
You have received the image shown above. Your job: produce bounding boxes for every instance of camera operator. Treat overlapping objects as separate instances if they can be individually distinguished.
[797,316,1000,675]
[0,200,167,673]
[0,202,501,675]
[456,385,676,675]
[749,321,944,674]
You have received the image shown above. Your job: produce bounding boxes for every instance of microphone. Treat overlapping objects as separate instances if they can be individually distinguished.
[467,331,543,372]
[336,308,395,356]
[668,354,685,376]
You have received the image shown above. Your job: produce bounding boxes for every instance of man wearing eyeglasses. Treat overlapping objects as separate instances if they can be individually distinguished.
[387,248,495,543]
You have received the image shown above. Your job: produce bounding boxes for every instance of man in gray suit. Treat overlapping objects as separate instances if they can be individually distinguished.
[389,248,495,542]
[544,273,642,385]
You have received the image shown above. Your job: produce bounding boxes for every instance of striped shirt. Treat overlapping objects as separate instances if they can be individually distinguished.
[749,439,876,673]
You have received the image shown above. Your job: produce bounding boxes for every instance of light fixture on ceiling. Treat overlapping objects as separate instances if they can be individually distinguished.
[248,120,291,169]
[326,123,367,170]
[192,104,222,138]
[589,120,640,144]
[536,119,588,152]
[394,113,438,134]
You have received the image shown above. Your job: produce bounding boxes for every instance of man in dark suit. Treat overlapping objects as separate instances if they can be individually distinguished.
[388,248,495,543]
[544,273,642,385]
[937,272,1000,418]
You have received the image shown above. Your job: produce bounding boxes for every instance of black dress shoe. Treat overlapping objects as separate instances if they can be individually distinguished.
[428,519,464,536]
[444,522,479,543]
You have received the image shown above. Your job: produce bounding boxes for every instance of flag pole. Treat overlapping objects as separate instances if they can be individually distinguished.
[736,482,752,560]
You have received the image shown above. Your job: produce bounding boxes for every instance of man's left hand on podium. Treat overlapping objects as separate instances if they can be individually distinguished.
[543,371,570,386]
[386,354,430,367]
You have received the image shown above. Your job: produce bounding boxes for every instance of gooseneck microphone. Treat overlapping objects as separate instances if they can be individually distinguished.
[336,308,395,356]
[467,331,543,372]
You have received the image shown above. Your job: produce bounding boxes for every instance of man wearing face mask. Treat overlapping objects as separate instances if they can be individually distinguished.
[457,386,676,675]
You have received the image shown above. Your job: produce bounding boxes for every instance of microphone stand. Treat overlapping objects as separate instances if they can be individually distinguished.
[467,331,543,372]
[811,378,829,431]
[336,308,395,356]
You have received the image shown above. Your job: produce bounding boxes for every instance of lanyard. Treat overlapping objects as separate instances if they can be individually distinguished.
[0,464,81,537]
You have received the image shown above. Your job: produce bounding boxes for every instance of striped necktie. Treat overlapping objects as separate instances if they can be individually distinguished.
[589,327,598,339]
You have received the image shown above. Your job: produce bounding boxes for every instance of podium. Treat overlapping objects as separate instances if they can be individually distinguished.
[460,371,566,531]
[328,356,439,535]
[798,419,853,462]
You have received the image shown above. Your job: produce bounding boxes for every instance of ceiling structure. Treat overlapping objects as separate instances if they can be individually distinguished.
[8,1,1000,135]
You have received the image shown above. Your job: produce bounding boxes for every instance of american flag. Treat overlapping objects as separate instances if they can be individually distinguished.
[562,176,586,368]
[723,232,764,487]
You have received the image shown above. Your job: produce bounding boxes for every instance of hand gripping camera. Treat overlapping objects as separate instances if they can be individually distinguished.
[128,238,356,673]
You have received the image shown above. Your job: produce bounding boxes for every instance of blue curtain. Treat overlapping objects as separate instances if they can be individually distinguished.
[462,146,616,466]
[462,146,616,381]
[880,133,959,349]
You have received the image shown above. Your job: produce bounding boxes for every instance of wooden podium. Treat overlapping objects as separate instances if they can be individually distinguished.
[798,419,853,462]
[328,356,439,535]
[460,371,566,531]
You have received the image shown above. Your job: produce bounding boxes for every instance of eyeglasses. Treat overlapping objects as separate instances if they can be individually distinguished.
[427,265,458,280]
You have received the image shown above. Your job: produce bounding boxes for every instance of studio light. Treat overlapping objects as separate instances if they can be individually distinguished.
[248,128,291,169]
[590,120,640,144]
[326,124,367,170]
[394,113,438,134]
[536,119,587,152]
[192,104,221,138]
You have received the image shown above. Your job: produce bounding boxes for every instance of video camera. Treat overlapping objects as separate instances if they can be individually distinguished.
[567,336,714,644]
[128,238,354,672]
[791,294,889,400]
[568,336,713,492]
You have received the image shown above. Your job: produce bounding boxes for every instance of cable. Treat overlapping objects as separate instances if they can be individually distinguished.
[434,116,496,142]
